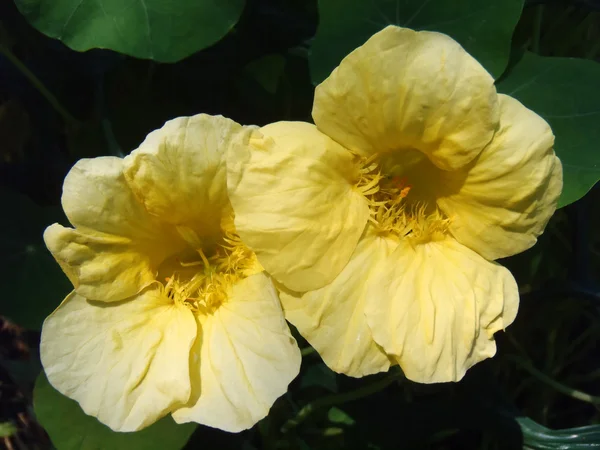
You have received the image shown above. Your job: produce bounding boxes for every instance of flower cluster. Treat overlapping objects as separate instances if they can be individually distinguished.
[41,26,562,432]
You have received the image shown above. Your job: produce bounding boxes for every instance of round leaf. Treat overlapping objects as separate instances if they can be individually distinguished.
[34,373,197,450]
[0,189,71,330]
[309,0,524,84]
[14,0,245,62]
[496,52,600,207]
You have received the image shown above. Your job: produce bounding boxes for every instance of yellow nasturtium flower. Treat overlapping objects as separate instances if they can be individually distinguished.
[227,27,563,383]
[41,115,301,432]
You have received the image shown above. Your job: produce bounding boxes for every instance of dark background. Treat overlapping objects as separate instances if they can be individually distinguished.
[1,0,599,449]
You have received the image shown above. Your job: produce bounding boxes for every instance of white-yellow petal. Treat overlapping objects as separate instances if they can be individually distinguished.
[365,237,518,383]
[280,226,395,377]
[62,157,168,239]
[123,114,245,238]
[437,94,563,260]
[44,225,173,302]
[227,121,370,292]
[313,25,499,170]
[46,157,183,302]
[172,272,301,432]
[40,290,196,432]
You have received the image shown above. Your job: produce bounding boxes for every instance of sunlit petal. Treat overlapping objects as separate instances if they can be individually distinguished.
[46,157,183,301]
[40,290,196,432]
[437,94,563,260]
[173,273,301,432]
[227,121,370,292]
[123,114,246,239]
[365,237,518,383]
[313,26,499,170]
[280,226,394,377]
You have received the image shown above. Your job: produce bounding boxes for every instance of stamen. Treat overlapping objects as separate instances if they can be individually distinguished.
[178,259,203,267]
[197,248,211,268]
[161,218,261,314]
[354,154,450,242]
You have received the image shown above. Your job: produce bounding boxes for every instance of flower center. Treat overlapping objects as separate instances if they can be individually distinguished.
[355,151,450,243]
[157,219,260,315]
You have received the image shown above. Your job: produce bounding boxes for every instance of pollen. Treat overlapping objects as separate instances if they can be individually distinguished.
[163,219,262,314]
[355,154,450,242]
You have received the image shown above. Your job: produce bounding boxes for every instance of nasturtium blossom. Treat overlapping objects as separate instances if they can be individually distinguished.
[41,114,301,432]
[227,26,563,383]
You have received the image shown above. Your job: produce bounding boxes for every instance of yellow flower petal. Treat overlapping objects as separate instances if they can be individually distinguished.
[313,25,499,170]
[227,121,370,292]
[40,290,196,432]
[365,237,518,383]
[437,94,563,260]
[172,272,301,432]
[280,226,395,377]
[123,114,245,239]
[45,157,183,302]
[44,224,175,302]
[62,156,171,239]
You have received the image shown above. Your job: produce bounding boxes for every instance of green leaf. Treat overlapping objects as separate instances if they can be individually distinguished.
[0,188,70,330]
[14,0,245,62]
[496,52,600,207]
[34,373,197,450]
[309,0,523,85]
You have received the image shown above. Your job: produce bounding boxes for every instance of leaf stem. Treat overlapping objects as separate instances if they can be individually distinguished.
[281,372,401,433]
[0,45,78,125]
[508,355,600,405]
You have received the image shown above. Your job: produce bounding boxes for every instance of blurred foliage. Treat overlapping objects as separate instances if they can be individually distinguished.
[0,0,599,448]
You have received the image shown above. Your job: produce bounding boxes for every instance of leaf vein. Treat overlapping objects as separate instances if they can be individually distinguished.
[139,0,154,59]
[59,0,86,39]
